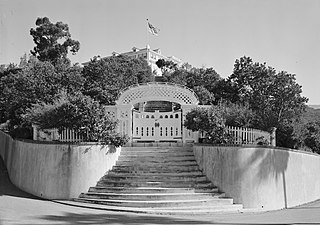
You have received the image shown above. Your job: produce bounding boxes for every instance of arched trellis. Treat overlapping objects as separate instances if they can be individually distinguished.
[116,82,199,105]
[114,83,199,144]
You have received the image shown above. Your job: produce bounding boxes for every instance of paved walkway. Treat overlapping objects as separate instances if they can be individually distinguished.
[1,158,320,225]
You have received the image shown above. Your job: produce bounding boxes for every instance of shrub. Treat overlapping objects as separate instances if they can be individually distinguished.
[25,92,128,147]
[184,106,233,144]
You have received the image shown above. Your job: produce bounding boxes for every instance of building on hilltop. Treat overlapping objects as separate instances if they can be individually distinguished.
[83,45,182,76]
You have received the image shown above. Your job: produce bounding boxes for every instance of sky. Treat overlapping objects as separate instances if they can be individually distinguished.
[1,0,320,104]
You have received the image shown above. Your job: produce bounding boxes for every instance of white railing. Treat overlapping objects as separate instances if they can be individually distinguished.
[33,126,85,142]
[199,126,271,145]
[34,125,273,145]
[227,126,271,145]
[58,128,85,142]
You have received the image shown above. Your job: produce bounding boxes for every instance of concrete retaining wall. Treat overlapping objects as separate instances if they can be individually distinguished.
[193,145,320,210]
[0,131,120,199]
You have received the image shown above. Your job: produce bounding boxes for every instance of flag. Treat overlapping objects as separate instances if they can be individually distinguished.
[147,20,160,36]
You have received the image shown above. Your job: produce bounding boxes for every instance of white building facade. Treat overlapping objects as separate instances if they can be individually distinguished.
[83,45,182,76]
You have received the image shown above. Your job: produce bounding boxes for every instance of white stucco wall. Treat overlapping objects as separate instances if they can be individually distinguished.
[193,145,320,210]
[0,131,120,199]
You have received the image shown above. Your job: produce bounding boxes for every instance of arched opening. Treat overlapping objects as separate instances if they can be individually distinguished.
[115,83,199,144]
[132,100,182,143]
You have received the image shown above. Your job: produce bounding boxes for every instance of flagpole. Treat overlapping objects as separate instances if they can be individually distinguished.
[146,19,149,47]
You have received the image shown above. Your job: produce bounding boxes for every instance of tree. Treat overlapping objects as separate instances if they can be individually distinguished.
[184,106,232,144]
[228,56,308,147]
[161,65,222,105]
[82,55,153,105]
[25,92,128,146]
[30,17,80,66]
[222,102,256,128]
[293,107,320,152]
[0,59,84,132]
[303,121,320,153]
[155,59,178,76]
[193,86,215,105]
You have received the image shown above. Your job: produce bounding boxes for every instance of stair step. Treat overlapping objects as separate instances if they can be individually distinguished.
[121,147,193,154]
[80,192,225,201]
[140,204,244,215]
[75,146,243,214]
[74,197,234,208]
[99,175,208,182]
[120,150,193,155]
[96,182,214,188]
[122,147,193,151]
[115,160,199,167]
[117,155,196,162]
[106,171,204,177]
[112,165,200,171]
[88,186,220,194]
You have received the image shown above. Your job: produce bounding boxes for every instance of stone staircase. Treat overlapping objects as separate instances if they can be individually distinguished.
[74,146,243,214]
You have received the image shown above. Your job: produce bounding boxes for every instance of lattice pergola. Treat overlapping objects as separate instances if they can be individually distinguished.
[116,83,199,105]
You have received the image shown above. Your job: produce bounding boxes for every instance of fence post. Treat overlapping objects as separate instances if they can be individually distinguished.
[270,127,277,147]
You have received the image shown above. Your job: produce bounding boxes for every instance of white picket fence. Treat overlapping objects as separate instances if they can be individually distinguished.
[58,128,86,142]
[33,126,86,142]
[34,125,272,145]
[226,126,271,145]
[199,126,271,145]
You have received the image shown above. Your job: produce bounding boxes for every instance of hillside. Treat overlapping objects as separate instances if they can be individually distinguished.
[309,105,320,110]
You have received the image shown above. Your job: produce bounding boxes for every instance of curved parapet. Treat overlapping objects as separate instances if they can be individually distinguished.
[193,145,320,210]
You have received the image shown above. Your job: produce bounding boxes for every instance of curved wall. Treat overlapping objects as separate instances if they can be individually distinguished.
[0,131,120,199]
[193,145,320,210]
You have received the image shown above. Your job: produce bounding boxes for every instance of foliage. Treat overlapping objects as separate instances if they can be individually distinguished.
[162,65,222,105]
[222,102,256,128]
[302,121,320,153]
[0,63,22,78]
[192,86,215,105]
[155,59,178,75]
[0,59,84,131]
[0,61,57,129]
[82,55,153,105]
[30,17,80,66]
[293,107,320,152]
[227,56,308,148]
[255,136,270,146]
[229,56,308,128]
[212,79,240,104]
[25,93,128,146]
[184,107,232,144]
